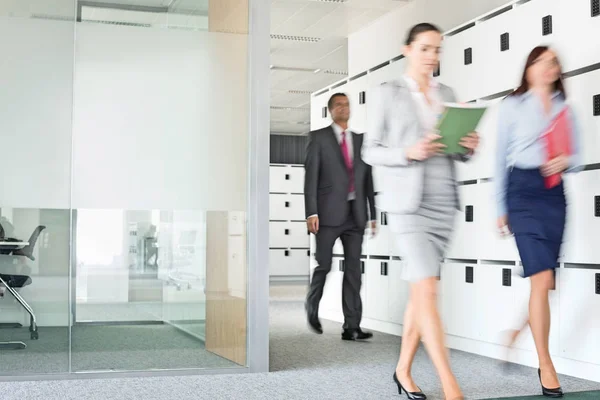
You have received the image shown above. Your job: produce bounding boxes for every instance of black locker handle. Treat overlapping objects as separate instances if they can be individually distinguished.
[502,268,512,287]
[381,262,388,276]
[465,206,474,222]
[285,201,290,208]
[595,196,600,217]
[284,250,289,257]
[542,15,553,36]
[466,266,474,283]
[593,94,600,116]
[361,261,365,274]
[339,260,345,272]
[593,0,600,17]
[284,229,290,235]
[285,174,290,180]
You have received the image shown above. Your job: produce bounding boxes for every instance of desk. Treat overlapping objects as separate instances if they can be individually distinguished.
[0,242,29,252]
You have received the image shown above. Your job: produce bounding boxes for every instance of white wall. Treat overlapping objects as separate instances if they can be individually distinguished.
[72,23,248,212]
[348,0,512,75]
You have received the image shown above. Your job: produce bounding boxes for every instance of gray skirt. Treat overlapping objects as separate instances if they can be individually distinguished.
[388,156,456,282]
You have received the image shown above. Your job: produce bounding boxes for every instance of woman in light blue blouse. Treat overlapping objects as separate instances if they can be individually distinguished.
[495,46,582,398]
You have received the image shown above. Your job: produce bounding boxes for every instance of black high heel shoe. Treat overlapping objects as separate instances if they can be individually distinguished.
[393,372,427,399]
[538,368,564,398]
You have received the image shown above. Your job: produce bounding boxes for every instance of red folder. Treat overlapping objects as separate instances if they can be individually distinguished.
[542,107,572,189]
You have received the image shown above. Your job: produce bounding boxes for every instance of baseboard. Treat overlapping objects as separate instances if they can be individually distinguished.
[320,314,600,383]
[269,275,309,285]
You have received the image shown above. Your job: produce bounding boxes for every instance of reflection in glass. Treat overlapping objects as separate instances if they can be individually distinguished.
[0,208,71,374]
[71,209,244,372]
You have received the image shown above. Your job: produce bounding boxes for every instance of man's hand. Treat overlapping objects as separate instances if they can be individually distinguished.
[541,154,569,177]
[307,216,319,234]
[369,220,377,237]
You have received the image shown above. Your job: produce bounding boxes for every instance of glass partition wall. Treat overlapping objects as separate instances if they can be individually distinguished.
[0,0,266,378]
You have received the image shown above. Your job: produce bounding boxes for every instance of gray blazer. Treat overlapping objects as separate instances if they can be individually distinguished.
[362,78,468,215]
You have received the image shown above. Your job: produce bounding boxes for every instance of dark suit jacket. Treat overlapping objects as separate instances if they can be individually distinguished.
[304,126,376,228]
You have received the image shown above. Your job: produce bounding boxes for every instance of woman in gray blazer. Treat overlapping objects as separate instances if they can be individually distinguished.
[363,23,479,400]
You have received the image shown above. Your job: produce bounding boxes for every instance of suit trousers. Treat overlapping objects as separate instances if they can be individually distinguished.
[307,201,365,330]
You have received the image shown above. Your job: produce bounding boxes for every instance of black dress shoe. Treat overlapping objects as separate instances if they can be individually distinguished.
[305,302,322,334]
[538,368,563,398]
[341,328,373,341]
[393,372,427,399]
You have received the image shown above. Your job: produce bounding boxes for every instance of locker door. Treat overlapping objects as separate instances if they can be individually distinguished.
[513,0,560,57]
[364,259,389,321]
[478,264,518,345]
[441,262,484,340]
[269,194,289,220]
[269,165,289,193]
[555,0,600,72]
[288,166,305,194]
[447,184,480,260]
[477,181,520,262]
[563,69,600,165]
[388,259,410,325]
[366,207,390,257]
[321,257,344,321]
[562,170,600,264]
[559,268,600,365]
[286,194,305,221]
[367,58,405,88]
[311,92,331,131]
[439,25,485,101]
[477,7,523,98]
[348,75,368,133]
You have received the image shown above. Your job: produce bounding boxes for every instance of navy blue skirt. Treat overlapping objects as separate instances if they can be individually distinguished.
[506,168,566,278]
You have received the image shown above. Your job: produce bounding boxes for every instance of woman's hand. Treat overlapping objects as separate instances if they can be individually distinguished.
[460,131,480,154]
[497,215,511,236]
[406,133,446,161]
[541,154,569,177]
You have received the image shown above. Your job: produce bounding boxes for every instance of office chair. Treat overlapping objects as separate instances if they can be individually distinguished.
[0,225,45,349]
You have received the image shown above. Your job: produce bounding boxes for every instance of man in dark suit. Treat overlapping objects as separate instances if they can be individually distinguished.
[304,92,377,341]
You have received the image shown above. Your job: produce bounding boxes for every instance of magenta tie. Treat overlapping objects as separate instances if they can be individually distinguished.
[340,131,354,193]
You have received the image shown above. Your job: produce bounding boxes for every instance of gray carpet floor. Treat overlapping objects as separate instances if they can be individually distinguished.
[0,324,233,375]
[1,290,599,399]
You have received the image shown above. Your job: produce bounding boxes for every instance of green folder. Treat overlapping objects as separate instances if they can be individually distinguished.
[435,103,488,155]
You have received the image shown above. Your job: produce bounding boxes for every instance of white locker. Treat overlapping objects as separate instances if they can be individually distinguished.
[367,58,405,88]
[269,165,289,193]
[228,211,245,236]
[387,259,410,324]
[438,25,485,102]
[269,194,305,221]
[562,170,600,264]
[441,262,484,340]
[512,0,560,57]
[477,181,520,262]
[364,259,390,321]
[269,221,310,249]
[554,0,600,72]
[559,268,600,365]
[477,263,519,345]
[310,92,332,131]
[476,7,523,98]
[366,207,391,257]
[321,256,344,319]
[287,166,305,194]
[348,74,368,133]
[564,69,600,165]
[511,269,561,355]
[269,248,311,277]
[446,184,480,260]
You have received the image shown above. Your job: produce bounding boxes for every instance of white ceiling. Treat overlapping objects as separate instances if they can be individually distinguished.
[270,0,411,135]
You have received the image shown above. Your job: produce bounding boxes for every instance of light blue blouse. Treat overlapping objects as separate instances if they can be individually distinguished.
[495,90,583,217]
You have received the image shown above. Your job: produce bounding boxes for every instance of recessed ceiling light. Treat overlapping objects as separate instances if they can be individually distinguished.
[310,0,348,2]
[270,34,321,43]
[288,90,313,95]
[270,66,320,73]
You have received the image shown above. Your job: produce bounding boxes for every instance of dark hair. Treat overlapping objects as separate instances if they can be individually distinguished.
[405,23,441,45]
[328,93,348,110]
[511,46,566,97]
